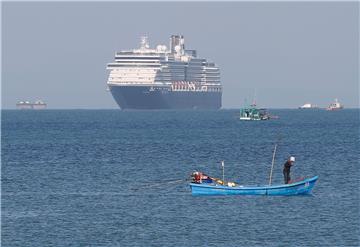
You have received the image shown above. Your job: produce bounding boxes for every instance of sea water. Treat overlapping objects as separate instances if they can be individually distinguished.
[2,109,359,246]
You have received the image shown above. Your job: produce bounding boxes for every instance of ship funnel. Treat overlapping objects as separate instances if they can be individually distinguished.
[170,35,185,55]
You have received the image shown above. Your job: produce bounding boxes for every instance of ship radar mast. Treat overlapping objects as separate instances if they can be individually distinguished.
[251,89,257,107]
[140,36,149,50]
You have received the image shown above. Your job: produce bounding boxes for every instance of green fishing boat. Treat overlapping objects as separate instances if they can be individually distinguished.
[239,104,270,121]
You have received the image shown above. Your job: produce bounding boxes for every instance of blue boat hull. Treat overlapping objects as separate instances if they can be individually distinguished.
[190,176,318,196]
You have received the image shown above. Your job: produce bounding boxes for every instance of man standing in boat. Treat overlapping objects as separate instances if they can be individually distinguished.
[283,156,295,184]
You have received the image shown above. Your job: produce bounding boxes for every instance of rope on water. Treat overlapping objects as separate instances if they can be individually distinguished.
[131,179,188,191]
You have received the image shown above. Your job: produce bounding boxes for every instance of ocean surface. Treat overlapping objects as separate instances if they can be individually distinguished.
[2,109,359,246]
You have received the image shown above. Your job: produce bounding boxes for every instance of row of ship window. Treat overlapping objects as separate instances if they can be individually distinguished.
[171,87,222,92]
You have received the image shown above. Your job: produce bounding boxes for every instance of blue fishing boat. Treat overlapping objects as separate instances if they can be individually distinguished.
[190,176,318,196]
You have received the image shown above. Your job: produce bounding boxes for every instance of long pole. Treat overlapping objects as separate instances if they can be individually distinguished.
[269,143,277,186]
[221,161,225,185]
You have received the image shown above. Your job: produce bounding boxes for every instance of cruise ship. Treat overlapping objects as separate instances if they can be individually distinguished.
[106,35,222,109]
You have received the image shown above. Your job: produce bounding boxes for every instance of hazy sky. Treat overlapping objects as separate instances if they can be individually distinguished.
[2,1,359,109]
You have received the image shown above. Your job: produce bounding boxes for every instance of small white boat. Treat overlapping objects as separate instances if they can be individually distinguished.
[299,103,318,109]
[326,98,343,111]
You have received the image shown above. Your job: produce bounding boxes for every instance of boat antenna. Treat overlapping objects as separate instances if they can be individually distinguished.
[269,135,282,186]
[140,36,149,50]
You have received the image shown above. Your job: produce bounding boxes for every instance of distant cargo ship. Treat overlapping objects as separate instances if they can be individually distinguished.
[16,100,47,110]
[106,35,222,109]
[326,98,343,111]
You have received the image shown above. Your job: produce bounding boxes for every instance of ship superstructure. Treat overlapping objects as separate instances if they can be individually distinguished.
[106,35,222,109]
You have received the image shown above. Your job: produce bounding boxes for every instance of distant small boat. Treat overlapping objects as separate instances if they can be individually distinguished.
[190,175,318,196]
[299,103,318,109]
[16,100,47,110]
[326,98,343,111]
[16,101,32,110]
